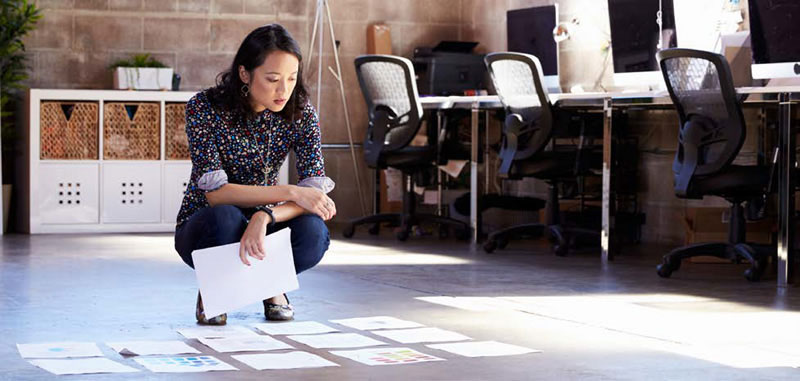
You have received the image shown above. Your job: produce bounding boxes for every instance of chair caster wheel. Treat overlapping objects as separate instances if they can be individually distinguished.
[497,238,509,249]
[744,264,765,282]
[396,229,409,241]
[483,240,497,253]
[657,257,680,278]
[553,244,568,257]
[368,224,380,235]
[656,263,673,278]
[342,224,355,238]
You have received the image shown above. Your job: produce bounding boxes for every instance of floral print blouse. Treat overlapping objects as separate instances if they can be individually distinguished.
[175,90,328,227]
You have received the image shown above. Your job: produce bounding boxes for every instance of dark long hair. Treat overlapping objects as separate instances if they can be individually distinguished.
[207,24,308,122]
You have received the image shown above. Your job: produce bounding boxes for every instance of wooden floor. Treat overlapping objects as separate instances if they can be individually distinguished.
[2,230,799,380]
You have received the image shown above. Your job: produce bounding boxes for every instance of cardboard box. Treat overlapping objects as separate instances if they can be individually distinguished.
[683,207,774,263]
[367,24,392,55]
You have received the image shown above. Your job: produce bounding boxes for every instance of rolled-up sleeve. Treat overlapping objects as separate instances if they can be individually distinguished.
[294,103,326,181]
[186,95,228,192]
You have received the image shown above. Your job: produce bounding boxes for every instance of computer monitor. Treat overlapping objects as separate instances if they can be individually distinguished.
[507,4,560,92]
[749,0,800,80]
[608,0,677,89]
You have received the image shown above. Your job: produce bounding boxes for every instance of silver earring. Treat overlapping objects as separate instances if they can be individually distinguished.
[241,84,250,97]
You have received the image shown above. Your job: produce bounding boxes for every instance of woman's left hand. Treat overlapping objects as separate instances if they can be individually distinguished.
[239,212,269,266]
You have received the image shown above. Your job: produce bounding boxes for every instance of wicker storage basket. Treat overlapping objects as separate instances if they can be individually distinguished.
[40,102,99,160]
[103,102,160,160]
[165,103,189,160]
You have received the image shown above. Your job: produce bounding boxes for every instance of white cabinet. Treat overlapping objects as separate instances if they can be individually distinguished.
[37,164,99,225]
[163,163,192,224]
[102,162,162,223]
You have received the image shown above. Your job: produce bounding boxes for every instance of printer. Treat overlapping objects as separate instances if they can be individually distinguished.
[413,41,487,96]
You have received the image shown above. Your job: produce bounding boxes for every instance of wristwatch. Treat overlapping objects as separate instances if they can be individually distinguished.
[254,205,276,228]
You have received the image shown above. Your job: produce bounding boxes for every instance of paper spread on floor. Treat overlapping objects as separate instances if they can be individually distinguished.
[330,316,425,331]
[176,325,259,340]
[286,333,387,349]
[197,336,293,353]
[192,227,298,318]
[17,342,104,359]
[28,358,139,375]
[426,341,540,357]
[106,340,200,356]
[232,352,340,370]
[330,347,445,366]
[253,321,340,335]
[371,327,471,344]
[134,355,237,372]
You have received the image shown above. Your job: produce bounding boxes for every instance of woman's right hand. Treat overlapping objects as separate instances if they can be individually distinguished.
[291,186,336,221]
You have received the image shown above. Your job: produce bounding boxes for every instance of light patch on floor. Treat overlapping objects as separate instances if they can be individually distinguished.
[418,294,800,368]
[320,240,474,266]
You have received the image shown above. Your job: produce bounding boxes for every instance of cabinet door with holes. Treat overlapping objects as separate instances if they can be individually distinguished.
[38,164,100,224]
[163,163,192,224]
[102,162,161,223]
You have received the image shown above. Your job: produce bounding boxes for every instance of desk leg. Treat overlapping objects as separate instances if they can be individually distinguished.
[777,93,795,287]
[437,111,444,216]
[485,110,491,193]
[601,98,613,264]
[471,103,479,244]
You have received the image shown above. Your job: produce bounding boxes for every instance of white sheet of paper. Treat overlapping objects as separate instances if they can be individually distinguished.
[197,336,293,353]
[253,321,340,336]
[192,227,298,318]
[134,355,238,373]
[426,341,540,357]
[28,358,139,375]
[438,159,468,178]
[17,342,103,359]
[107,340,200,356]
[330,347,445,366]
[371,327,471,344]
[232,352,339,370]
[286,333,387,349]
[177,325,260,339]
[330,316,424,331]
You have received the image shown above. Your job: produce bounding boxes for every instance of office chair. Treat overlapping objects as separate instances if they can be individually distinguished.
[342,54,470,241]
[482,52,601,255]
[655,48,774,281]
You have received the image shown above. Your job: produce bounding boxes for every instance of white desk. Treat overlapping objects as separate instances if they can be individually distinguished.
[421,88,797,288]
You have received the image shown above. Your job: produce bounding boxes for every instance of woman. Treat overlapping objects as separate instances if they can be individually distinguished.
[174,24,335,325]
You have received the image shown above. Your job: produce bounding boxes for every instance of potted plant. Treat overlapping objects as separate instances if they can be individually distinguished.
[1,0,41,233]
[110,53,174,90]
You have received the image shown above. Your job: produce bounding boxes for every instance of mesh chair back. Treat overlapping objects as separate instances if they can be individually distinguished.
[657,48,745,183]
[485,52,554,164]
[354,55,424,161]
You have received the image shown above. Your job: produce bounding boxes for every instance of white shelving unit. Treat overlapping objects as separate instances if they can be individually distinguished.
[19,89,288,234]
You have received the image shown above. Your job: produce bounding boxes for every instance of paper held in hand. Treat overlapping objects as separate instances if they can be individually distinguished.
[192,228,298,318]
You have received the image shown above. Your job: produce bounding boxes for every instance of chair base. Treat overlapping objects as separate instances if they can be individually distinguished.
[483,223,599,256]
[656,242,773,282]
[343,212,469,241]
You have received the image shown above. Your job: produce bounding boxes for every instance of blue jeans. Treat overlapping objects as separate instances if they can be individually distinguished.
[174,205,329,274]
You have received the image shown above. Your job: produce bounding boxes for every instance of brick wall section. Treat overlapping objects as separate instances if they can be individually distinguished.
[25,0,464,223]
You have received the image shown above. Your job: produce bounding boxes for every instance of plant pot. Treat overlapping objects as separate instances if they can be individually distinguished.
[113,67,174,90]
[3,184,10,234]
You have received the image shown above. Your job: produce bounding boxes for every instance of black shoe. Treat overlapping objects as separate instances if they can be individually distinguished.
[263,294,294,321]
[196,292,227,325]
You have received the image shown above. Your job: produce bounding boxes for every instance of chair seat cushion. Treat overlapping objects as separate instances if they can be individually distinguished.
[381,146,436,168]
[689,165,769,198]
[509,151,578,179]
